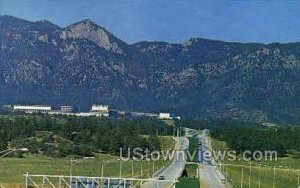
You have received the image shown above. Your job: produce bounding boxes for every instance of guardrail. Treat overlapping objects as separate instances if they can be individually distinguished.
[152,166,167,177]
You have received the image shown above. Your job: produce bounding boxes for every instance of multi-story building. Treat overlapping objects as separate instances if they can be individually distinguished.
[13,105,52,113]
[90,105,109,117]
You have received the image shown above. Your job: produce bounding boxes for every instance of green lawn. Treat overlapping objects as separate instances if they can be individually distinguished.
[176,177,200,188]
[211,137,300,188]
[0,154,171,187]
[225,161,299,188]
[0,135,175,187]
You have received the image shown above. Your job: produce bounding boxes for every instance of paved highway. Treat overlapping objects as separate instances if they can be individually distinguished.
[199,130,226,188]
[143,136,189,188]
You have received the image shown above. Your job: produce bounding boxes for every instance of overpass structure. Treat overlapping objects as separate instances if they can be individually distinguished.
[24,173,177,188]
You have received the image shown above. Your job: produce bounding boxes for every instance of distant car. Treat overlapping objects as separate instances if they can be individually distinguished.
[158,175,165,180]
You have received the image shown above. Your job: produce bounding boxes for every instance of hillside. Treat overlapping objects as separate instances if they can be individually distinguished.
[0,15,299,124]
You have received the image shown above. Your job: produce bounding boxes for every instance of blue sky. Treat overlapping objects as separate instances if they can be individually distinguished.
[1,0,300,44]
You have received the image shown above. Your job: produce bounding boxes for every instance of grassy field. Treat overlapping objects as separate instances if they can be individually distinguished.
[225,162,300,188]
[0,154,171,187]
[211,138,300,188]
[176,177,200,188]
[0,136,174,187]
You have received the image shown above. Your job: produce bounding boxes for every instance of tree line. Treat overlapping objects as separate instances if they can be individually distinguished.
[177,119,300,157]
[0,114,175,157]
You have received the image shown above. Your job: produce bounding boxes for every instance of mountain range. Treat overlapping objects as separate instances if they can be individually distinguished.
[0,15,299,124]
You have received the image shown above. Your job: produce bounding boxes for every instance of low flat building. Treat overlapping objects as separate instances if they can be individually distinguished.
[60,106,73,113]
[90,105,109,112]
[159,113,172,120]
[130,111,158,118]
[13,105,52,113]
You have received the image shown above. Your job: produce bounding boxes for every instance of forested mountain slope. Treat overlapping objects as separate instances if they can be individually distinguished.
[0,16,299,124]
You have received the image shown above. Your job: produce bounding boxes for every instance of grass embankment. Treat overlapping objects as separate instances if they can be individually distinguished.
[211,138,300,188]
[176,177,200,188]
[0,154,170,187]
[187,136,199,163]
[0,136,174,187]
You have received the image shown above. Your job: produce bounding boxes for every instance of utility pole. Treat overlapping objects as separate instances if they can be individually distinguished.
[225,161,228,184]
[147,160,150,178]
[258,165,261,188]
[241,167,244,188]
[152,161,155,174]
[140,162,143,177]
[101,162,104,177]
[69,156,73,186]
[199,164,201,188]
[25,172,29,188]
[248,162,252,188]
[132,161,134,177]
[119,160,122,178]
[273,167,276,188]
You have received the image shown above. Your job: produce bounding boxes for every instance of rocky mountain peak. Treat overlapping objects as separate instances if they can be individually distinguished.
[182,38,200,47]
[78,19,96,26]
[60,19,125,54]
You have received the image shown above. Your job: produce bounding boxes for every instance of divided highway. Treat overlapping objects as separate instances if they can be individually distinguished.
[144,129,227,188]
[143,137,189,188]
[198,130,226,188]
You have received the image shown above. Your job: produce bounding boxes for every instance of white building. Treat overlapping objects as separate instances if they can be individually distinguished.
[60,106,73,113]
[90,105,109,117]
[13,105,52,113]
[159,113,172,120]
[90,105,109,112]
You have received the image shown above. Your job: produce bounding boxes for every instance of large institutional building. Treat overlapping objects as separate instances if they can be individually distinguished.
[60,106,73,113]
[11,104,179,120]
[90,105,109,117]
[159,113,172,119]
[13,105,52,113]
